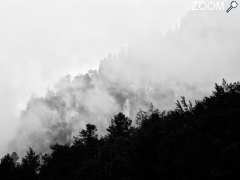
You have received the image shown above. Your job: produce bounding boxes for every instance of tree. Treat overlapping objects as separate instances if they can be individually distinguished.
[0,154,18,179]
[136,110,147,127]
[107,112,132,139]
[1,80,240,180]
[74,124,98,145]
[21,148,40,180]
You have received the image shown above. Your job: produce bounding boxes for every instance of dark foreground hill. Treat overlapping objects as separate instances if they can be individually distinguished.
[1,79,240,180]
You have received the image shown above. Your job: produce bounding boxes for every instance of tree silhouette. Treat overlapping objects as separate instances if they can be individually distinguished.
[1,80,240,179]
[0,154,18,180]
[107,112,132,139]
[20,148,40,180]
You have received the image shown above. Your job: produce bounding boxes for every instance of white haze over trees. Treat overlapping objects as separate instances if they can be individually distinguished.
[9,10,240,155]
[0,0,240,155]
[0,0,188,154]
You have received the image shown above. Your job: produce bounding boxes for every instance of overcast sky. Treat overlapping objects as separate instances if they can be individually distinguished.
[0,0,190,150]
[0,0,239,154]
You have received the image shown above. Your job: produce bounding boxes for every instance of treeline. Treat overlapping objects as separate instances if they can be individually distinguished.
[1,80,240,179]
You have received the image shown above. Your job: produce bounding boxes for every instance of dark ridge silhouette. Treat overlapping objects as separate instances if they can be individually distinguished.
[1,79,240,180]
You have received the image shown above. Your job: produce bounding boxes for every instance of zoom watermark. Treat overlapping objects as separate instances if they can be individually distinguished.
[192,0,226,11]
[226,1,238,13]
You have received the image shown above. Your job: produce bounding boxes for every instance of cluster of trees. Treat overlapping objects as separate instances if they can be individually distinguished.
[1,80,240,179]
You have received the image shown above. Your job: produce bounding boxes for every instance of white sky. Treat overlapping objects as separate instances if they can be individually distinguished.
[1,0,236,153]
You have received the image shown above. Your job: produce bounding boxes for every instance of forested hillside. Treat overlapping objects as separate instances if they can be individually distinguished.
[1,80,240,180]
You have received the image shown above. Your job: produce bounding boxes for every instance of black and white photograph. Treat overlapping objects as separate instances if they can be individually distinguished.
[0,0,239,179]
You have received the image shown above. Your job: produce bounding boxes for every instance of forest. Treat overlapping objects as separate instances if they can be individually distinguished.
[1,79,240,180]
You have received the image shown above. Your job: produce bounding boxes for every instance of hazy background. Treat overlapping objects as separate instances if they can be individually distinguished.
[0,0,239,154]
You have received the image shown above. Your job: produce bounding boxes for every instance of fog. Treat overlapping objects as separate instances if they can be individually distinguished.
[0,0,239,155]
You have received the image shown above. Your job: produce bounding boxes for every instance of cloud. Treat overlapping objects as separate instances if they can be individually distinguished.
[1,0,240,155]
[10,8,240,155]
[0,0,191,155]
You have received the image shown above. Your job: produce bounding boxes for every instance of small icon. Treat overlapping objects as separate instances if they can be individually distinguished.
[226,1,238,13]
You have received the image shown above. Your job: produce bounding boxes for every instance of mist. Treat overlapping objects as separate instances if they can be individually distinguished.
[0,0,240,155]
